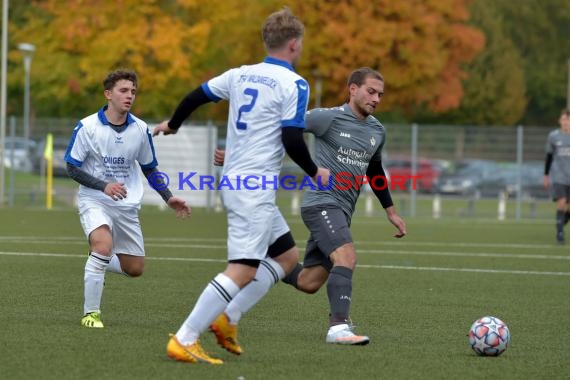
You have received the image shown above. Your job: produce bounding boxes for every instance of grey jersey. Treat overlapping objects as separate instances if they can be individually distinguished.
[546,129,570,185]
[301,104,386,218]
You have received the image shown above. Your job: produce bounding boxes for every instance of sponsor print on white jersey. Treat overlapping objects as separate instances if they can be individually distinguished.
[65,106,157,208]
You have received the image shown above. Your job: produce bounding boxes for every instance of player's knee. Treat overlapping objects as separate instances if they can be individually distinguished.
[90,245,112,257]
[330,251,357,269]
[125,268,143,277]
[296,270,326,294]
[274,247,300,273]
[123,262,144,277]
[297,282,320,294]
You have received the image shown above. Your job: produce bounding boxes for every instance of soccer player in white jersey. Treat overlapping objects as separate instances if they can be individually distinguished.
[544,109,570,244]
[65,70,190,329]
[212,68,407,349]
[153,8,329,364]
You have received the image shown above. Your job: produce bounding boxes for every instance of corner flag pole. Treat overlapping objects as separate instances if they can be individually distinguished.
[567,58,570,110]
[44,133,53,209]
[0,0,9,207]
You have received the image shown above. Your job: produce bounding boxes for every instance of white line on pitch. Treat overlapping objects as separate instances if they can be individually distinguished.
[1,251,569,277]
[0,238,567,261]
[0,235,559,250]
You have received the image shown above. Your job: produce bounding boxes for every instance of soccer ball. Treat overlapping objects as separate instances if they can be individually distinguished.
[468,316,510,356]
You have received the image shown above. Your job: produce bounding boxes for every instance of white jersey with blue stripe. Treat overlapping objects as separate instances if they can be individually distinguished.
[202,57,309,181]
[64,106,158,208]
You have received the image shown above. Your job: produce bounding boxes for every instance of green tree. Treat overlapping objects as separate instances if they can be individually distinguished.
[433,0,527,125]
[495,0,570,125]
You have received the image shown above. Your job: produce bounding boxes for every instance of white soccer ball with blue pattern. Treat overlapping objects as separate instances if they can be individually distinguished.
[468,316,510,356]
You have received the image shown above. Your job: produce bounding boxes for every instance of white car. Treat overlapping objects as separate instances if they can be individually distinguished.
[3,137,36,172]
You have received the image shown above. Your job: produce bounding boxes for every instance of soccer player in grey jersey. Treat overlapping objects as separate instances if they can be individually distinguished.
[544,109,570,244]
[284,67,406,345]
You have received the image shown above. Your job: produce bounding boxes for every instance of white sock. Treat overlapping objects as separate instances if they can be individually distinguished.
[106,254,127,275]
[225,258,285,324]
[176,273,240,345]
[83,252,110,315]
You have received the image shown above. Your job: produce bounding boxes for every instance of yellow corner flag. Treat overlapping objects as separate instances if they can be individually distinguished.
[44,133,53,210]
[44,133,53,160]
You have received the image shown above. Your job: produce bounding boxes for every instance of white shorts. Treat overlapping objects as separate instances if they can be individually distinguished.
[78,198,145,256]
[221,187,289,261]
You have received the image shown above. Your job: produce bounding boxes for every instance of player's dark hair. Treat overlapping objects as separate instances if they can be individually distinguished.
[347,67,384,87]
[103,69,138,91]
[262,7,304,51]
[561,109,570,117]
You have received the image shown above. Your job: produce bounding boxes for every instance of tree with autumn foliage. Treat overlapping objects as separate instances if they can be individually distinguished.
[291,0,485,116]
[6,0,485,123]
[8,0,216,119]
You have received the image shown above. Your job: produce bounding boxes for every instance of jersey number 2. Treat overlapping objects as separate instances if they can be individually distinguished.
[236,88,259,130]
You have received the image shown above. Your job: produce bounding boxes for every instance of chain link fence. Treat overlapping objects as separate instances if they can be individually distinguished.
[4,117,558,220]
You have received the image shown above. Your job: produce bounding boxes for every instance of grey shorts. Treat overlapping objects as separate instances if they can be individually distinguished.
[300,204,352,271]
[552,183,570,201]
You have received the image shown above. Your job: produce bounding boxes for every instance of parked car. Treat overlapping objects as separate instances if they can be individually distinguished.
[384,156,445,193]
[32,137,69,177]
[477,161,547,199]
[517,161,548,199]
[3,137,36,172]
[476,166,512,198]
[434,159,499,196]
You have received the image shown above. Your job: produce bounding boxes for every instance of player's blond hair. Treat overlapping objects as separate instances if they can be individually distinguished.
[262,7,304,51]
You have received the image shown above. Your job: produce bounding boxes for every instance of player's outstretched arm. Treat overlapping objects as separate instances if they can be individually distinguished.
[167,196,191,219]
[153,120,177,136]
[385,206,406,238]
[153,86,213,137]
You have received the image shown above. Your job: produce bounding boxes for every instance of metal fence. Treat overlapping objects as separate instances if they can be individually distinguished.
[19,117,554,163]
[383,123,550,162]
[4,117,558,220]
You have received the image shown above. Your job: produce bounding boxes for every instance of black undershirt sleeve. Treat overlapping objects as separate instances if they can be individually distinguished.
[366,160,394,209]
[544,153,553,175]
[66,163,108,192]
[141,167,173,203]
[281,127,318,178]
[66,163,173,204]
[167,86,212,130]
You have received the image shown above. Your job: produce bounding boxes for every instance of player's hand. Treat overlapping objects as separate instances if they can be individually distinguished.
[543,175,550,189]
[313,167,331,188]
[104,182,127,201]
[214,148,225,166]
[385,206,406,238]
[153,120,177,137]
[167,196,191,218]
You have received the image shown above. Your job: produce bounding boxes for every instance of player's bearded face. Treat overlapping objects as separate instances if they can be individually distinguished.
[352,78,384,117]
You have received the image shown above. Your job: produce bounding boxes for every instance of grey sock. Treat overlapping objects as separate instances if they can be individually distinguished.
[556,210,565,234]
[327,266,353,326]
